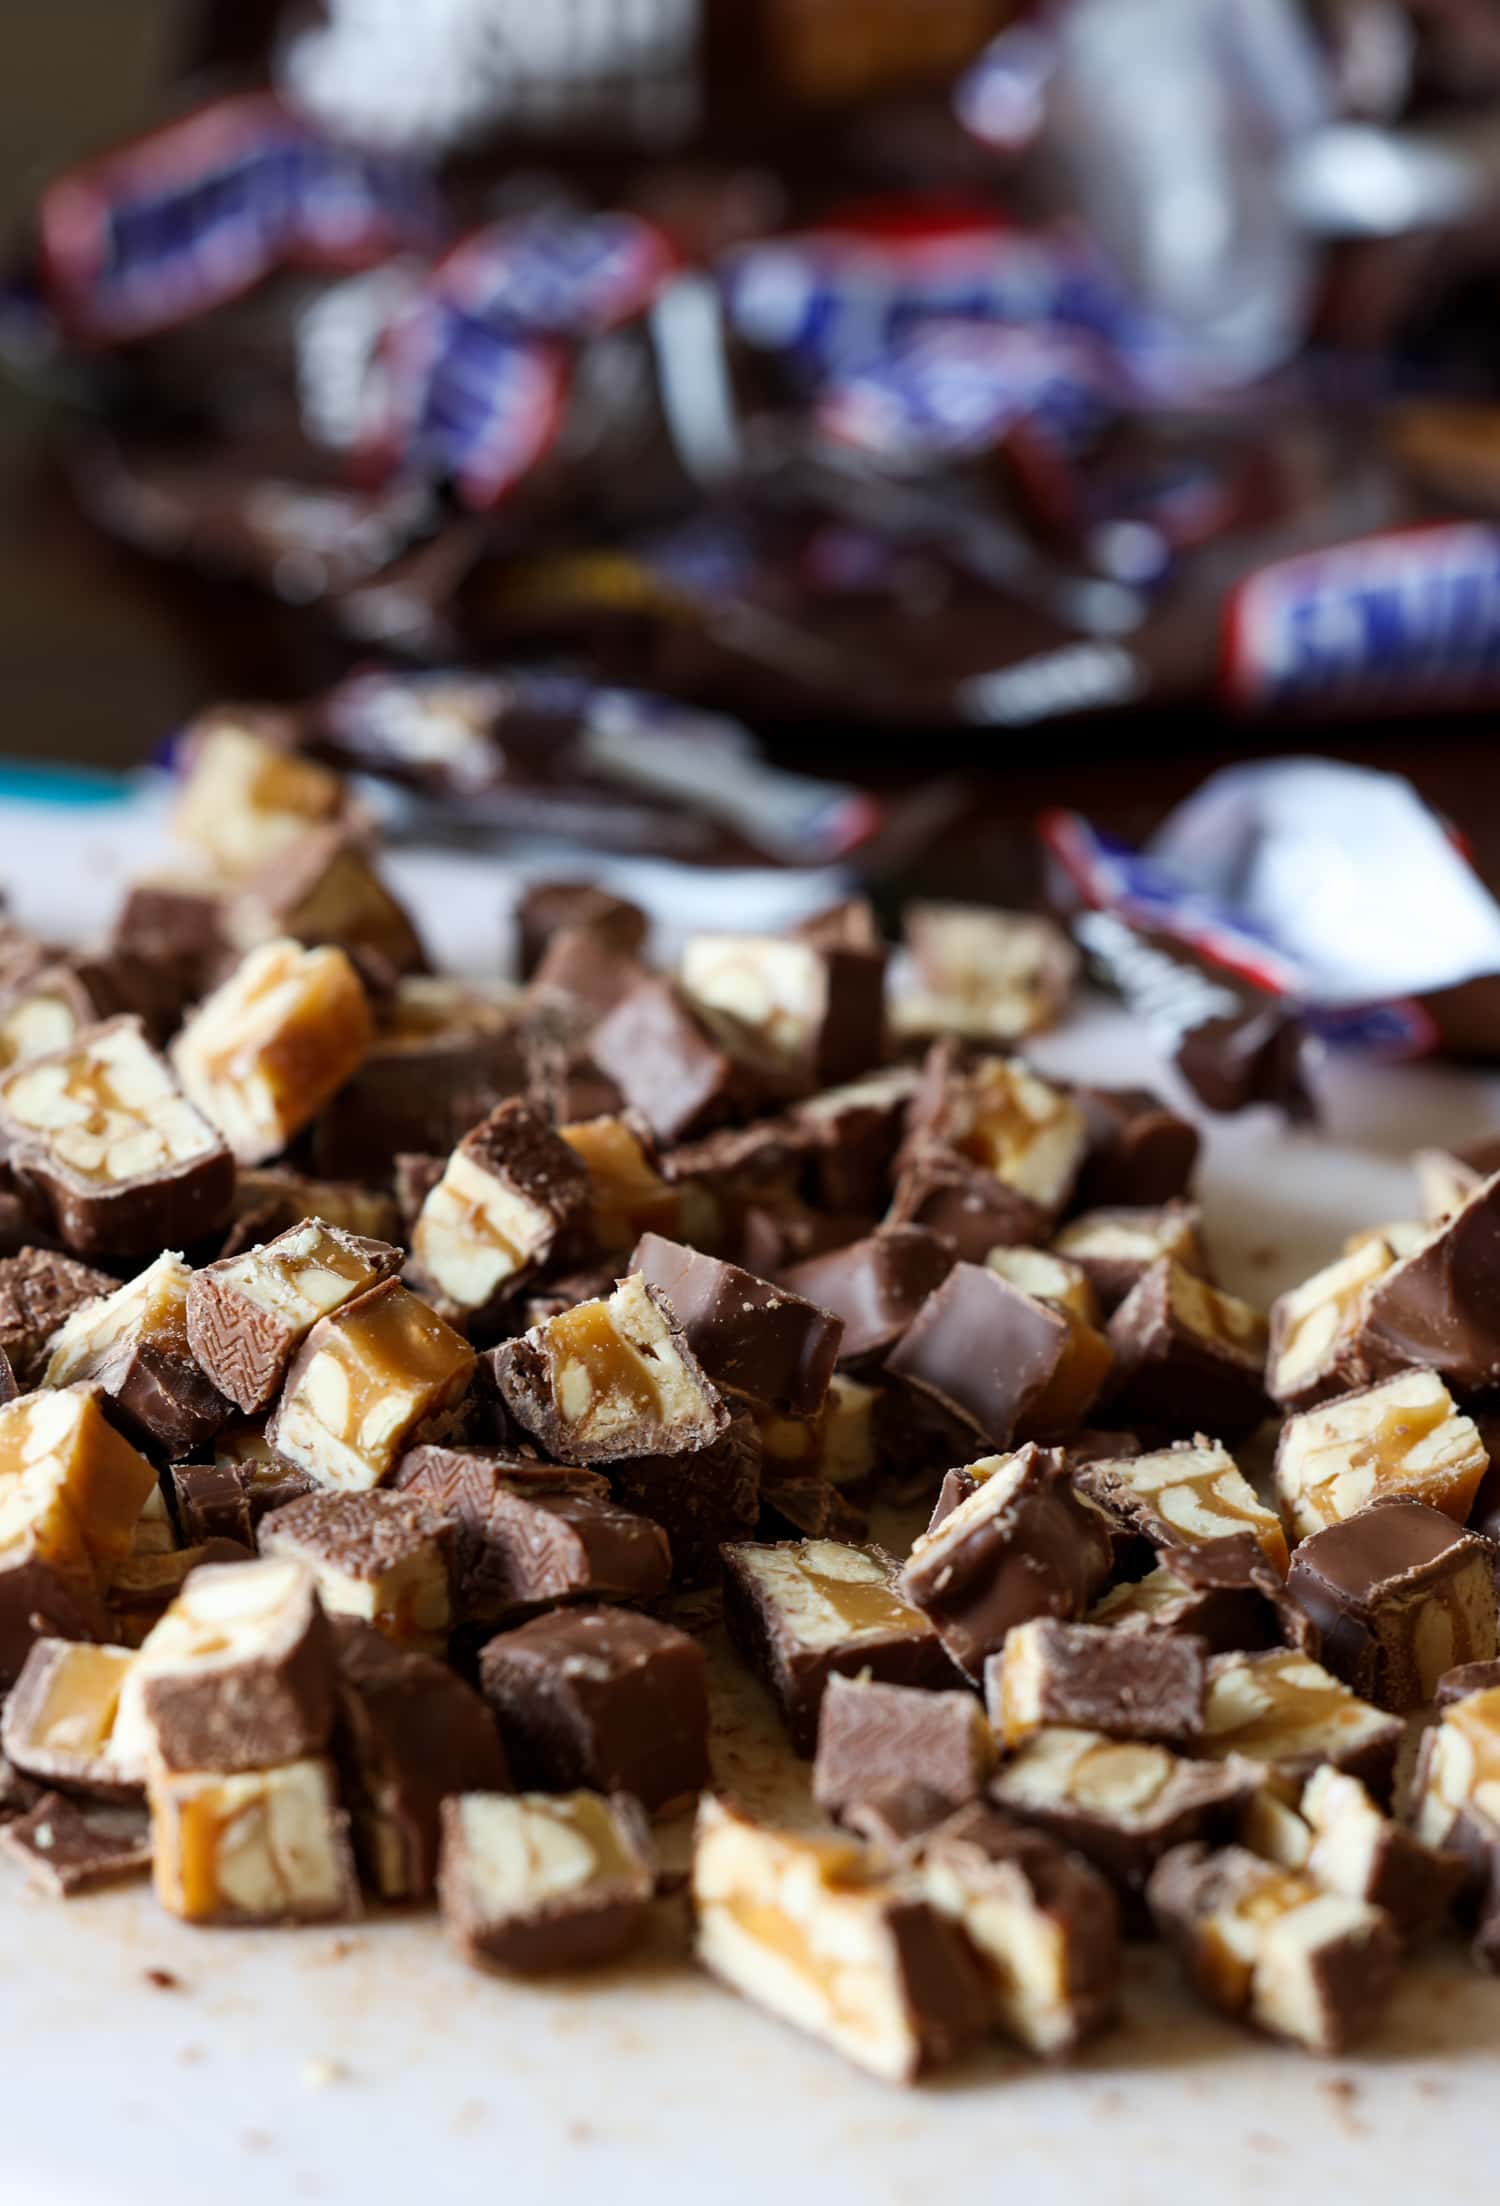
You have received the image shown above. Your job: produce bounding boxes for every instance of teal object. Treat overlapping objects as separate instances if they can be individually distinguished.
[0,761,133,808]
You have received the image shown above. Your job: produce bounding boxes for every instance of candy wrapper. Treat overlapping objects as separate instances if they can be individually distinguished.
[1043,759,1500,1113]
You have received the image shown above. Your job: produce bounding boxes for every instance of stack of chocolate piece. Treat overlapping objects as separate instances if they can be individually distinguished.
[0,714,1497,2082]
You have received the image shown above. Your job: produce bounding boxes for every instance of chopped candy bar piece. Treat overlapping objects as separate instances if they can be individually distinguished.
[605,1414,762,1589]
[1266,1240,1395,1412]
[173,939,373,1166]
[678,929,885,1089]
[722,1537,948,1754]
[1072,1087,1200,1210]
[1274,1369,1488,1542]
[2,1790,151,1896]
[150,1755,359,1926]
[1053,1202,1206,1315]
[1411,1683,1500,1852]
[991,1728,1260,1891]
[45,1252,230,1459]
[888,1264,1106,1451]
[333,1619,509,1902]
[1285,1500,1497,1711]
[1104,1260,1269,1440]
[259,1491,452,1649]
[1299,1767,1465,1940]
[269,1280,475,1494]
[914,1803,1121,2056]
[187,1219,402,1416]
[312,977,528,1182]
[1200,1651,1403,1800]
[408,1101,591,1328]
[557,1115,679,1254]
[589,980,748,1145]
[227,826,427,975]
[1076,1442,1289,1575]
[2,1639,144,1798]
[0,1387,159,1679]
[989,1619,1206,1750]
[632,1232,842,1418]
[490,1273,727,1465]
[114,1557,336,1775]
[478,1605,709,1814]
[813,1675,993,1840]
[0,1247,116,1386]
[1354,1170,1500,1393]
[782,1226,955,1368]
[692,1797,987,2085]
[172,716,347,879]
[0,1018,233,1257]
[899,1448,1114,1682]
[1147,1841,1398,2054]
[896,904,1076,1045]
[440,1790,653,1972]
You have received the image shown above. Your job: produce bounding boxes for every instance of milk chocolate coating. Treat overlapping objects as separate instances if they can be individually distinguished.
[791,1066,917,1214]
[1285,1501,1498,1711]
[526,924,649,1025]
[1073,1086,1201,1210]
[91,1331,231,1465]
[332,1617,510,1901]
[140,1580,338,1775]
[478,1605,710,1812]
[607,1413,762,1587]
[170,1455,314,1547]
[1355,1172,1500,1392]
[814,1675,988,1838]
[589,981,745,1145]
[0,1791,151,1895]
[1103,1261,1269,1439]
[989,1620,1207,1747]
[514,881,648,980]
[0,1553,107,1689]
[899,1446,1115,1682]
[1100,1532,1314,1657]
[721,1540,951,1755]
[1436,1657,1500,1708]
[886,1263,1073,1449]
[313,1019,531,1181]
[781,1226,955,1367]
[0,1247,115,1386]
[631,1232,842,1416]
[996,1754,1259,1896]
[439,1791,655,1976]
[886,1146,1047,1262]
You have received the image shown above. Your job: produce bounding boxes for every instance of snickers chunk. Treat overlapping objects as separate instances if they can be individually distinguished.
[478,1605,709,1815]
[1411,1682,1500,1851]
[2,1639,144,1798]
[990,1619,1206,1751]
[2,1791,151,1896]
[896,904,1076,1045]
[1355,1170,1500,1393]
[187,1220,402,1416]
[0,1018,232,1256]
[781,1226,954,1368]
[632,1232,842,1417]
[899,1448,1114,1682]
[440,1791,653,1973]
[558,1115,679,1255]
[888,1264,1106,1450]
[589,980,744,1145]
[678,930,885,1088]
[113,1556,335,1775]
[914,1805,1121,2056]
[150,1757,358,1926]
[490,1273,728,1465]
[1201,1651,1403,1798]
[0,1247,116,1387]
[1077,1442,1289,1574]
[692,1798,987,2085]
[334,1621,509,1902]
[1274,1369,1488,1542]
[1147,1842,1398,2054]
[172,717,346,879]
[227,827,426,975]
[409,1100,590,1327]
[915,1051,1088,1220]
[269,1280,475,1494]
[1073,1086,1200,1210]
[0,1388,159,1679]
[1285,1501,1497,1710]
[44,1252,230,1459]
[1266,1240,1395,1412]
[991,1729,1258,1891]
[173,939,373,1166]
[813,1675,994,1840]
[259,1491,451,1649]
[1052,1202,1205,1315]
[1299,1766,1465,1941]
[1104,1260,1269,1439]
[722,1538,947,1754]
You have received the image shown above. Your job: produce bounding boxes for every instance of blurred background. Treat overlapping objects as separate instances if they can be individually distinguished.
[8,0,1500,904]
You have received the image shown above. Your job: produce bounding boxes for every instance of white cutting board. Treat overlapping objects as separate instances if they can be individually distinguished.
[3,779,1500,2206]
